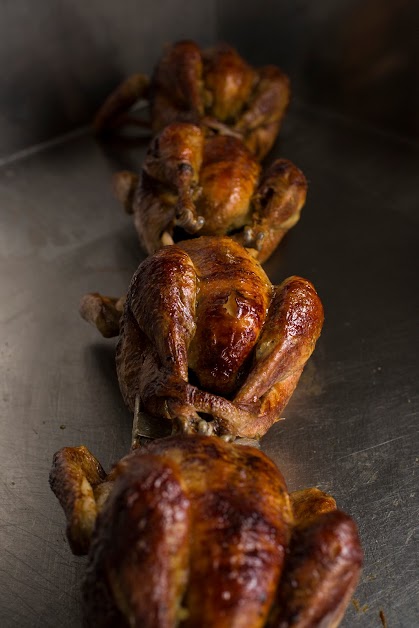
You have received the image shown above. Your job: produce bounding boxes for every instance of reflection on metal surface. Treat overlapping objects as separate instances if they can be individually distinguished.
[218,0,419,139]
[304,0,419,137]
[0,0,216,158]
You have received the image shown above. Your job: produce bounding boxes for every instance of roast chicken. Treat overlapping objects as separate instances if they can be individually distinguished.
[50,434,363,627]
[113,122,306,262]
[94,40,290,161]
[80,236,324,439]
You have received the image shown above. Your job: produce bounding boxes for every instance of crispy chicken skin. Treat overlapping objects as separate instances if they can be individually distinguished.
[113,122,307,262]
[94,41,290,161]
[49,435,363,627]
[80,237,324,439]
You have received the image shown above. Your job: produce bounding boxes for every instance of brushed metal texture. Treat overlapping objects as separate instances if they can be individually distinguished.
[0,0,216,159]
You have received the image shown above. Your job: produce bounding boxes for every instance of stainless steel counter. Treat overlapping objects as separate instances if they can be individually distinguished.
[0,104,418,626]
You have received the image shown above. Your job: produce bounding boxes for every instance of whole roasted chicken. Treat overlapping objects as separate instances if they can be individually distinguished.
[50,434,363,627]
[80,236,324,440]
[113,122,306,262]
[94,40,290,161]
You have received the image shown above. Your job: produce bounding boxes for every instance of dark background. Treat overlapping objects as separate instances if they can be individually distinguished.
[0,1,418,626]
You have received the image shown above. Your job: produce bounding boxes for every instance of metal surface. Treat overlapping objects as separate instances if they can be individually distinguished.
[0,0,216,159]
[217,0,419,138]
[0,104,418,627]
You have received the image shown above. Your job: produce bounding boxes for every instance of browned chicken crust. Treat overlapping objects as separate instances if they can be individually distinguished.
[49,435,363,627]
[80,236,324,439]
[113,122,307,262]
[94,40,290,161]
[119,237,324,439]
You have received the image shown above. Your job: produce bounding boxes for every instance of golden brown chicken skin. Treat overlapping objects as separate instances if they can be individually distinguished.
[113,122,307,263]
[49,435,363,627]
[93,40,290,161]
[80,237,324,439]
